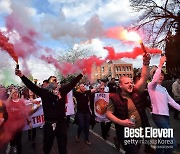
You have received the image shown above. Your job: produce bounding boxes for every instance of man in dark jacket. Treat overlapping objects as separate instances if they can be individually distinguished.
[74,83,98,145]
[106,53,151,154]
[15,69,84,154]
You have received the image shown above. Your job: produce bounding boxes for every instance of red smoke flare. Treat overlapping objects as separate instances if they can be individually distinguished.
[104,46,162,60]
[5,13,39,59]
[41,55,105,76]
[105,26,143,43]
[0,32,18,63]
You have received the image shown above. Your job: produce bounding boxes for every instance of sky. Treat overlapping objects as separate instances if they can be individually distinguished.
[0,0,161,85]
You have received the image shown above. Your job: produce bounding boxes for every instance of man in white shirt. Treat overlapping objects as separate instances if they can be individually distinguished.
[148,56,180,154]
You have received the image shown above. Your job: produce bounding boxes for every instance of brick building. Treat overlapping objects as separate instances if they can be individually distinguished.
[91,60,133,83]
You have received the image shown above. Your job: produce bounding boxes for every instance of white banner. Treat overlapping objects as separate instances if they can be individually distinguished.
[94,93,110,122]
[23,91,75,130]
[66,90,75,116]
[24,98,44,130]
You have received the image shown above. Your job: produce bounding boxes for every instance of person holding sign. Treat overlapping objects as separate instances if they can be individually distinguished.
[94,84,111,140]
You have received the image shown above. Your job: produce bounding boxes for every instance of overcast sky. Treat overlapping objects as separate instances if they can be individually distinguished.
[0,0,161,84]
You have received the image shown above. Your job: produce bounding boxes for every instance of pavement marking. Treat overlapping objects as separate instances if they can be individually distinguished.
[89,129,125,154]
[70,117,125,153]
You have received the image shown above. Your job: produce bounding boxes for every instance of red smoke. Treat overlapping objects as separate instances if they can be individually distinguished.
[104,46,162,60]
[75,56,105,75]
[5,13,39,59]
[0,99,28,147]
[105,26,128,41]
[0,32,18,63]
[41,55,105,76]
[41,45,161,77]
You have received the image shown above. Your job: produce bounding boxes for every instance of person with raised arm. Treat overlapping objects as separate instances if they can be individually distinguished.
[148,55,180,154]
[106,53,151,154]
[15,68,85,154]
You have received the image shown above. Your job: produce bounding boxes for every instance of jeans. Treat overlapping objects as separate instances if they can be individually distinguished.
[101,122,111,139]
[116,127,141,154]
[152,114,176,154]
[77,113,90,141]
[10,131,23,154]
[28,128,36,142]
[43,120,67,154]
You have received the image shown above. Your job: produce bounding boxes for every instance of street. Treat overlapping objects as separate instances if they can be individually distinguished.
[17,110,180,154]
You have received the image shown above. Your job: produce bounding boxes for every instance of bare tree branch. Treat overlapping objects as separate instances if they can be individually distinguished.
[130,0,179,48]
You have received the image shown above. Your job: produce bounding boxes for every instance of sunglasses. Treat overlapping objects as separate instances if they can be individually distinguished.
[100,88,105,90]
[50,78,57,83]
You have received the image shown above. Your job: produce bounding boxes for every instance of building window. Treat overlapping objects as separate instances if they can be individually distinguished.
[129,66,131,71]
[122,66,124,71]
[116,66,118,72]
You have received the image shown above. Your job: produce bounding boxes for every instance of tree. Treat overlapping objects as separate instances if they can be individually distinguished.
[130,0,180,75]
[56,46,91,81]
[59,47,91,63]
[129,0,180,48]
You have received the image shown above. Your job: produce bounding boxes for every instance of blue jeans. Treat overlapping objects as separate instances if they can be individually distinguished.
[77,113,90,141]
[152,114,176,154]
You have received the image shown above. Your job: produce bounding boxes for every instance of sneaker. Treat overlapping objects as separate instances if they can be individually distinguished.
[84,140,91,146]
[75,136,80,142]
[40,125,43,129]
[13,147,17,153]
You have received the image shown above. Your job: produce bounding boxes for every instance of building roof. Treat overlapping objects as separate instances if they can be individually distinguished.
[108,59,130,64]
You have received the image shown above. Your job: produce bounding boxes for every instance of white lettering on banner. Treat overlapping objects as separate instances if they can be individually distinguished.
[124,127,173,138]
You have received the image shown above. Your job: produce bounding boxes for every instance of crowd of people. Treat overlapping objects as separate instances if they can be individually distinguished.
[0,54,180,154]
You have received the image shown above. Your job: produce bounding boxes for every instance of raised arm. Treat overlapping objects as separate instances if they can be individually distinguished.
[15,69,43,96]
[148,56,166,90]
[134,53,151,93]
[60,74,83,96]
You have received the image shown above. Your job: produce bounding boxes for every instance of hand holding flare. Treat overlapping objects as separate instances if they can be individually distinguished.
[124,31,147,53]
[16,64,19,69]
[139,40,147,53]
